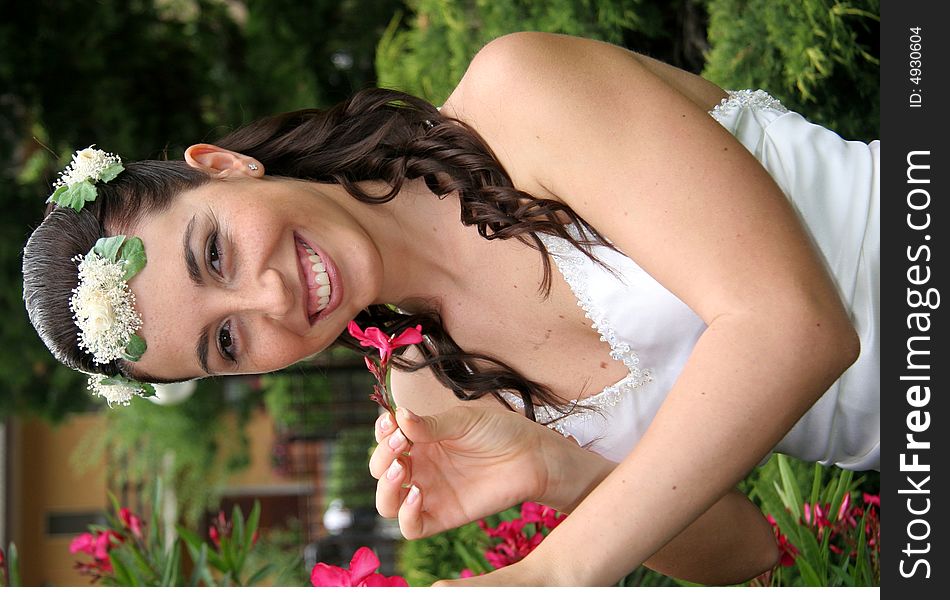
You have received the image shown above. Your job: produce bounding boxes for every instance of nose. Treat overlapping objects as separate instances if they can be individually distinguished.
[240,267,294,321]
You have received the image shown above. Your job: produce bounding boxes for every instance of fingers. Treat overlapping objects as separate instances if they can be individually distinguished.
[369,412,411,478]
[374,411,394,444]
[371,410,414,521]
[375,456,411,518]
[396,484,426,540]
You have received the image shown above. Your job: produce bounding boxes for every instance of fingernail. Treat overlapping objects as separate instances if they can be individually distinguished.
[398,407,421,423]
[379,413,392,432]
[386,459,403,481]
[388,428,406,450]
[406,485,420,505]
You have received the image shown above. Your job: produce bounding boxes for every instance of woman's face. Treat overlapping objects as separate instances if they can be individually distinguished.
[125,172,385,381]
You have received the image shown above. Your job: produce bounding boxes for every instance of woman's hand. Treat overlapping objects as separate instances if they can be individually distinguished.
[369,404,611,540]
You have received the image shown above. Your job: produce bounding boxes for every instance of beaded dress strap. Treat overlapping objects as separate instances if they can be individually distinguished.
[708,89,789,121]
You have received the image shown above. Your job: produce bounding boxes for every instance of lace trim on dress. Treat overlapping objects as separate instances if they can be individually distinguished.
[708,89,789,121]
[503,228,652,436]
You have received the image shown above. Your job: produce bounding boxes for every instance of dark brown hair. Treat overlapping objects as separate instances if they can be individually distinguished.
[24,88,612,418]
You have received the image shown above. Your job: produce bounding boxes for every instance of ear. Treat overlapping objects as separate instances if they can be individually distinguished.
[184,144,264,178]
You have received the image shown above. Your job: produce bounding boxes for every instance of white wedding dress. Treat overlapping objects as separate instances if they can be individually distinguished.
[504,90,880,471]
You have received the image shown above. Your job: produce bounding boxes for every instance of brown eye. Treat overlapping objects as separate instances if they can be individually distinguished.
[218,321,235,361]
[208,233,223,274]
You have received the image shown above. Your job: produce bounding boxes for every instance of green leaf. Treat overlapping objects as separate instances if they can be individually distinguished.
[53,181,97,212]
[123,334,147,362]
[93,235,126,262]
[107,490,122,519]
[453,539,489,573]
[795,553,824,586]
[776,455,803,522]
[149,479,163,551]
[246,564,274,587]
[232,504,246,551]
[809,463,822,508]
[160,542,181,586]
[827,470,854,520]
[99,162,125,183]
[8,543,20,587]
[188,544,209,587]
[47,185,68,206]
[176,526,205,556]
[109,551,137,586]
[125,543,157,584]
[119,236,147,280]
[73,180,98,209]
[243,501,261,552]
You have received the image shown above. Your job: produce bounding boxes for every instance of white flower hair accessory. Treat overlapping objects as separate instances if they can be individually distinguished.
[47,145,124,212]
[71,235,147,364]
[88,374,156,409]
[70,234,151,407]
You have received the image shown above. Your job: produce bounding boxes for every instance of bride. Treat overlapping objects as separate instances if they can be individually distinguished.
[23,32,878,585]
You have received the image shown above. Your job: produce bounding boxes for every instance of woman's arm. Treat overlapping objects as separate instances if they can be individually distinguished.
[437,32,858,586]
[378,371,779,584]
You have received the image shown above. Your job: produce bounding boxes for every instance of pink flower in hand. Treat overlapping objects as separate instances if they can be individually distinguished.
[310,546,408,587]
[348,322,423,363]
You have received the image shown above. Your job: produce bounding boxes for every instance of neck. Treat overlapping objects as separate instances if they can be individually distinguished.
[340,177,477,315]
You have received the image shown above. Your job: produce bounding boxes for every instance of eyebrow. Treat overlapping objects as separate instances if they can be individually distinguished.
[183,215,203,288]
[196,329,212,376]
[183,215,213,375]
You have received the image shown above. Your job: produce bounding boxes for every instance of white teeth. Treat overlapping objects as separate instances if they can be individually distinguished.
[300,240,332,314]
[309,257,326,272]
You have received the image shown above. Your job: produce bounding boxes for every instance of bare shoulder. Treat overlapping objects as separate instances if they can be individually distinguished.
[440,32,726,195]
[446,32,725,112]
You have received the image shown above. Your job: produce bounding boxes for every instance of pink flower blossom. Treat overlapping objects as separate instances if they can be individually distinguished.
[351,322,424,417]
[459,569,474,578]
[209,510,231,548]
[348,322,423,363]
[310,546,408,587]
[119,507,145,539]
[521,502,566,529]
[69,532,97,555]
[765,515,799,568]
[478,503,565,569]
[70,529,123,581]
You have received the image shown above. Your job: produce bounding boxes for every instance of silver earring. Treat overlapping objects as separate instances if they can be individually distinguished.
[248,163,259,171]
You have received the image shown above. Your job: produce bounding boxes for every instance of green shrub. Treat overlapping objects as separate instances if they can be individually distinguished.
[702,0,879,140]
[746,454,880,586]
[397,520,491,586]
[376,0,664,104]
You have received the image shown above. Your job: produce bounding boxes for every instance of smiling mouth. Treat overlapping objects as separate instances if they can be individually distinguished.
[295,236,333,321]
